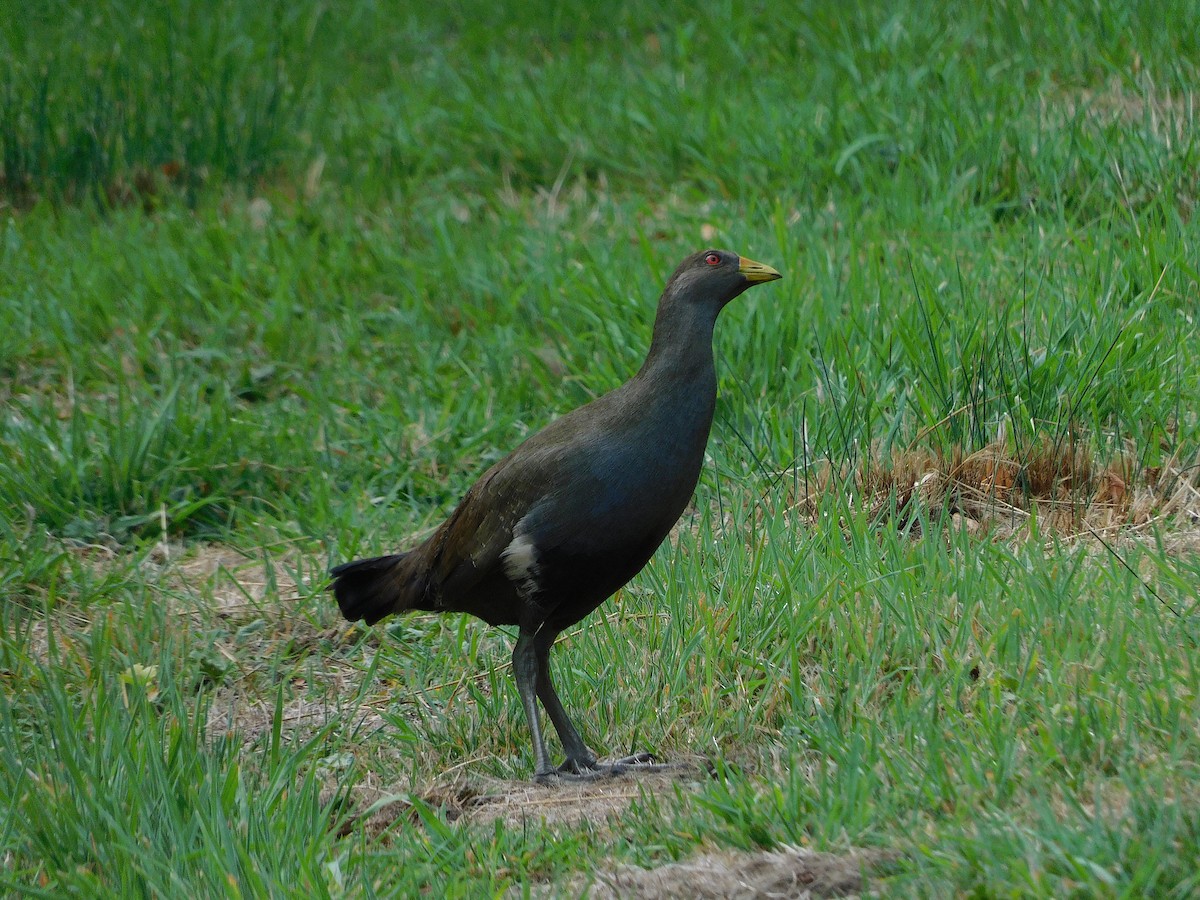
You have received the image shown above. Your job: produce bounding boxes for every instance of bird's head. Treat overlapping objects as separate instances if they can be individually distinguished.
[663,248,782,310]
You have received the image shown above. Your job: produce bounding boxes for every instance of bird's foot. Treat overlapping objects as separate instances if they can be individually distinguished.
[534,751,669,783]
[608,751,670,773]
[535,767,613,784]
[534,754,606,783]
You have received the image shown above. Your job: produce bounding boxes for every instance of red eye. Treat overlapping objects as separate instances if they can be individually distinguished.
[704,252,720,266]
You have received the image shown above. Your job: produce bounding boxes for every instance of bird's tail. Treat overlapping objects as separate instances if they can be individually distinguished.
[330,553,423,625]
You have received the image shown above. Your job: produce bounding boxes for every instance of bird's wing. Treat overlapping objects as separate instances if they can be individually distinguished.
[424,441,566,602]
[424,395,633,605]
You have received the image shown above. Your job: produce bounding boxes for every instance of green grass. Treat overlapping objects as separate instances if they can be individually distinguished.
[2,0,1199,895]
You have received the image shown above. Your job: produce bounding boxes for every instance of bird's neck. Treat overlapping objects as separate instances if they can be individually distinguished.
[624,306,720,454]
[635,303,719,392]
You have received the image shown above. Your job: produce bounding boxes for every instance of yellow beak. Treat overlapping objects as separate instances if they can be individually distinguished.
[738,256,783,284]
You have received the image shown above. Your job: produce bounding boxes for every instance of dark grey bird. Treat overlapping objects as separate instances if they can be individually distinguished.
[330,249,782,779]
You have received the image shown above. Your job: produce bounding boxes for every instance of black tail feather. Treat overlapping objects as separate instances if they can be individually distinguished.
[330,553,409,625]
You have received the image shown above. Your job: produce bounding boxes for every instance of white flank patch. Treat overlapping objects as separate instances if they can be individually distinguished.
[501,533,541,598]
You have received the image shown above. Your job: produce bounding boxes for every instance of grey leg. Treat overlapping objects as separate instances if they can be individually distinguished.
[512,628,555,777]
[516,624,668,782]
[533,630,598,772]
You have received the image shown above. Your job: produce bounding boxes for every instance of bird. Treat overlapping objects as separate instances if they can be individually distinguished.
[330,248,782,780]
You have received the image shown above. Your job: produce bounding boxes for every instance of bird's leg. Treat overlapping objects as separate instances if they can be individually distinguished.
[517,624,667,782]
[533,630,598,774]
[512,628,556,778]
[533,631,668,780]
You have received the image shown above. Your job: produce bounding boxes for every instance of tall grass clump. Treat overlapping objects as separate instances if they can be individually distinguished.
[0,0,328,206]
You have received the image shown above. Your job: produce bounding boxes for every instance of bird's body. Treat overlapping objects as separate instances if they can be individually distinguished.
[337,345,717,630]
[331,249,781,779]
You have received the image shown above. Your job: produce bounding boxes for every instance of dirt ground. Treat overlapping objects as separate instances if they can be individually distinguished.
[578,845,891,899]
[335,762,893,898]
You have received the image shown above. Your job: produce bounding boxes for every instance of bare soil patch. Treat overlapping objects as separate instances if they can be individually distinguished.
[578,845,893,899]
[160,542,312,615]
[337,756,715,839]
[1050,73,1196,145]
[329,763,894,897]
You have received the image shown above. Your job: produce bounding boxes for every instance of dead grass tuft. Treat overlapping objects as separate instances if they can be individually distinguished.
[1050,73,1196,147]
[792,440,1200,545]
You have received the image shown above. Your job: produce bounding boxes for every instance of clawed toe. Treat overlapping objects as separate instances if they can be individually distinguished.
[534,751,670,783]
[609,751,673,774]
[611,751,660,768]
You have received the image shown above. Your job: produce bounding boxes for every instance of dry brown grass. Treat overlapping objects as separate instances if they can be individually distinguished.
[1049,72,1196,147]
[791,439,1200,547]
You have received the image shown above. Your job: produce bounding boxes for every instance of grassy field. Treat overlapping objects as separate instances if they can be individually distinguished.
[2,0,1199,895]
